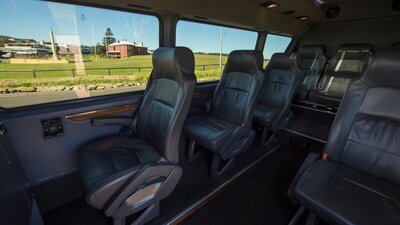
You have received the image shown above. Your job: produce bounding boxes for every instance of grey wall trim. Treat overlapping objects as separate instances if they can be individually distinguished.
[300,16,400,57]
[161,13,179,47]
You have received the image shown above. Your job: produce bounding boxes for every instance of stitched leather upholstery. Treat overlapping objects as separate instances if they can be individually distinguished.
[253,53,301,128]
[294,48,400,225]
[309,44,373,108]
[184,50,263,158]
[78,47,196,209]
[294,45,327,101]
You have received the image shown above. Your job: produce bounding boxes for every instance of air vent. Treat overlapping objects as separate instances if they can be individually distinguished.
[193,16,208,20]
[127,4,151,10]
[282,10,295,15]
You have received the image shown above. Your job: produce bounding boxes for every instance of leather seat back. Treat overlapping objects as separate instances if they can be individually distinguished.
[324,48,400,185]
[297,45,327,91]
[136,47,196,163]
[317,44,372,95]
[211,50,264,126]
[259,53,300,110]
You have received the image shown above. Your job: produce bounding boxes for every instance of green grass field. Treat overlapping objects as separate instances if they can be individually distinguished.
[0,54,228,88]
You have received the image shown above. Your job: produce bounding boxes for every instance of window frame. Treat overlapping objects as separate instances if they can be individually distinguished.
[0,1,162,111]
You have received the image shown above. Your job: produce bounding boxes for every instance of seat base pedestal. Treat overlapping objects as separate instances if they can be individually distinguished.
[288,206,306,225]
[113,202,160,225]
[259,127,276,147]
[188,140,204,162]
[211,154,235,179]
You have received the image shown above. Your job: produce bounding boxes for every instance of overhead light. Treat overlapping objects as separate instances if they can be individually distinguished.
[262,1,280,9]
[297,15,309,21]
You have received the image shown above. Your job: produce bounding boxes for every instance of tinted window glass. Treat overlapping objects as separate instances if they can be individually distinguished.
[176,20,258,82]
[263,34,292,62]
[0,0,159,108]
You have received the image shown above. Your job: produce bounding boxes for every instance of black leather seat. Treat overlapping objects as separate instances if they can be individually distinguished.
[309,44,372,108]
[293,48,400,225]
[253,53,301,145]
[184,50,263,178]
[294,45,327,101]
[77,47,196,225]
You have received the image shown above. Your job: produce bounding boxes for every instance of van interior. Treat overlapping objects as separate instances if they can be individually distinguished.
[1,0,400,225]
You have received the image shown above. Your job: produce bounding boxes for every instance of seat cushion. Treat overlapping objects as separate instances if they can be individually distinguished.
[78,136,161,195]
[295,160,400,225]
[253,105,280,127]
[183,114,236,151]
[309,89,342,108]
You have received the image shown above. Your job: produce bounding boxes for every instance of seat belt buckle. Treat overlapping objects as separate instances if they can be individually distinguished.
[322,153,329,161]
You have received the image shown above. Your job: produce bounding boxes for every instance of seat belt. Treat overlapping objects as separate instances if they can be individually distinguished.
[120,73,153,136]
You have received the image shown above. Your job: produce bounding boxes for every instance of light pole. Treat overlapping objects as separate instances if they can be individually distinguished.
[81,14,98,62]
[91,22,97,62]
[219,27,224,71]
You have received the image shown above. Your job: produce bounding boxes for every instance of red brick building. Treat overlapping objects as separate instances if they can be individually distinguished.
[107,40,148,58]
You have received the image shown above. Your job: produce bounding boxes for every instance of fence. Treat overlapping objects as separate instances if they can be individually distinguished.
[0,64,225,79]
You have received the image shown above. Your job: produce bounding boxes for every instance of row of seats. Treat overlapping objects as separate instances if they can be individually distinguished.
[290,46,400,225]
[184,43,386,176]
[184,51,304,178]
[76,47,298,223]
[295,43,374,108]
[76,47,300,224]
[75,43,400,225]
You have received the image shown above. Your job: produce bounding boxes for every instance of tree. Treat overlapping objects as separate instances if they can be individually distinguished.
[95,43,106,56]
[103,28,116,46]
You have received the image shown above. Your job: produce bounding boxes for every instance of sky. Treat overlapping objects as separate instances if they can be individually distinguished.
[0,0,292,59]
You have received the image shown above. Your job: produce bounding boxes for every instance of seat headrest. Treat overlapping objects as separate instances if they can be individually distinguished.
[225,50,263,74]
[393,42,400,48]
[362,48,400,87]
[325,44,373,78]
[267,53,297,70]
[297,45,326,70]
[339,44,373,53]
[152,47,196,82]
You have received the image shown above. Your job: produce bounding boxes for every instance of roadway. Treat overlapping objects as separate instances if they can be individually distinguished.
[0,86,145,108]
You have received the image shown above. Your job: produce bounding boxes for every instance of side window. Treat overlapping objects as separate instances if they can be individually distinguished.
[263,34,292,65]
[0,0,159,108]
[176,20,258,82]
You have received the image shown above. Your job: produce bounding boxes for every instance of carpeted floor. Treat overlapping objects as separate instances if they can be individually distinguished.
[41,140,283,225]
[181,143,307,225]
[285,106,335,142]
